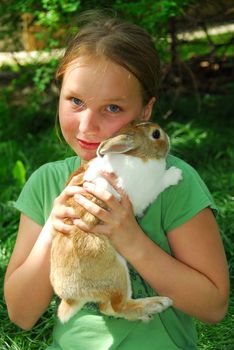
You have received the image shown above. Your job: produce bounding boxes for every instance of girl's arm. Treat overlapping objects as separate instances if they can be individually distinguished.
[4,214,53,330]
[4,177,83,330]
[121,208,229,324]
[73,176,229,324]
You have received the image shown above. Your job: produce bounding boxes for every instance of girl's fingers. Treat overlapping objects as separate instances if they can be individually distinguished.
[74,193,109,222]
[101,171,131,203]
[83,176,132,213]
[58,185,87,202]
[72,218,94,232]
[52,172,133,237]
[51,183,87,234]
[101,171,120,190]
[52,217,73,235]
[53,205,77,220]
[67,174,82,186]
[82,182,119,210]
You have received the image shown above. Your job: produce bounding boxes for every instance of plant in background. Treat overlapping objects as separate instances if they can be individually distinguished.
[114,0,195,32]
[114,0,197,61]
[12,160,26,188]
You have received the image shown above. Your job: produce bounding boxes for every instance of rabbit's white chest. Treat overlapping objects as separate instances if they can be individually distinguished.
[84,154,182,217]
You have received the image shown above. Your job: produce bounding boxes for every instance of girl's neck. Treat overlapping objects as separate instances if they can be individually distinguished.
[81,158,88,166]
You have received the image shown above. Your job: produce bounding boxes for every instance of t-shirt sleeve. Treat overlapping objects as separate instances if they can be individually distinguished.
[14,166,47,226]
[14,157,81,226]
[161,158,218,233]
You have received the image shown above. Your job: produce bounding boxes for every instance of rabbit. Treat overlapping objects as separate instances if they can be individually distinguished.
[50,121,183,323]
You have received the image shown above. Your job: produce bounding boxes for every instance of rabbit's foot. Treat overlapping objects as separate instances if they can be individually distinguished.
[138,296,173,322]
[57,299,84,323]
[100,295,172,322]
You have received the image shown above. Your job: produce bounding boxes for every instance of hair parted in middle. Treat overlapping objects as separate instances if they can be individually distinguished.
[56,10,161,105]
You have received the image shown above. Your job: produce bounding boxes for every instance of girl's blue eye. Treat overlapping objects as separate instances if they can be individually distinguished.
[72,97,83,106]
[107,104,120,113]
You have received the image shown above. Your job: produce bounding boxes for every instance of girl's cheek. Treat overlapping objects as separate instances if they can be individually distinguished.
[104,116,134,136]
[60,106,77,127]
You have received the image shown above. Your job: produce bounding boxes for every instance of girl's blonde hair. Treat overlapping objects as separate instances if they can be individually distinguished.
[56,10,160,105]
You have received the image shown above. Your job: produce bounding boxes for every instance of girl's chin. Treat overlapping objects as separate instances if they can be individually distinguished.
[75,147,97,161]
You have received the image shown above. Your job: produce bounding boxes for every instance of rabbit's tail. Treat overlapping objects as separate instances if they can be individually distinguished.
[100,293,172,322]
[57,298,85,323]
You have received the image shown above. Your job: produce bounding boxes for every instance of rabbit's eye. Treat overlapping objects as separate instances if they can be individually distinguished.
[152,129,161,139]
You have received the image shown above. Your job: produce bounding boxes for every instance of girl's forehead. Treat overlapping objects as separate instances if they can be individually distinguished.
[61,56,144,106]
[65,55,127,77]
[62,56,142,95]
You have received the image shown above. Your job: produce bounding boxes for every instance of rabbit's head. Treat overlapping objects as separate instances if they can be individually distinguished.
[97,121,169,160]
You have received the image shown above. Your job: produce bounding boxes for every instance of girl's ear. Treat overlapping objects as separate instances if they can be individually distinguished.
[141,97,156,121]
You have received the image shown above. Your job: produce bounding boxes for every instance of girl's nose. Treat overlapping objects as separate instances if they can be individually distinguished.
[78,109,100,134]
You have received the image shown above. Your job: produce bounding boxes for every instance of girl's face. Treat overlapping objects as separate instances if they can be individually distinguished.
[59,57,155,161]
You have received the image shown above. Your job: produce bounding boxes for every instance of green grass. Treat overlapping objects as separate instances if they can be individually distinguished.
[0,89,233,349]
[156,92,234,349]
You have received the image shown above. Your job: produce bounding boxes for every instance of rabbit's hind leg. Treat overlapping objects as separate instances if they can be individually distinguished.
[100,295,172,322]
[58,298,85,323]
[99,291,125,318]
[128,296,173,322]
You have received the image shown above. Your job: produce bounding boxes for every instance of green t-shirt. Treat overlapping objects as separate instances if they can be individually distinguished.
[15,154,217,350]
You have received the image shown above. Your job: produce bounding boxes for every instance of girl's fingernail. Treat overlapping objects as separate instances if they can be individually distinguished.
[83,182,91,188]
[102,171,115,177]
[74,194,81,201]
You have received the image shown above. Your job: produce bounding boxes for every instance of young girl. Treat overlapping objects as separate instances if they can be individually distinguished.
[4,11,229,350]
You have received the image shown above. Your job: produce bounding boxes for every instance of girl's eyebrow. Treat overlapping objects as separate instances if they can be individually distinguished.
[103,97,128,104]
[66,90,128,105]
[66,89,82,97]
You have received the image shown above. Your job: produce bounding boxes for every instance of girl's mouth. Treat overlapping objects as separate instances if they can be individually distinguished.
[77,139,101,150]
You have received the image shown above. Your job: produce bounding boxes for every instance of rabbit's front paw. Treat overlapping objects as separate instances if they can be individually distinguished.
[163,166,183,187]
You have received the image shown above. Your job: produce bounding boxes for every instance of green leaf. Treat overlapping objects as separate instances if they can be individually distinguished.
[12,160,26,187]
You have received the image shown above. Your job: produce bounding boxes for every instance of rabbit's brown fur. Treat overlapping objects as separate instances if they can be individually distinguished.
[50,122,182,323]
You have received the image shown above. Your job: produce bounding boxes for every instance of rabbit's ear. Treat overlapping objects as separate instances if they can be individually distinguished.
[97,135,136,157]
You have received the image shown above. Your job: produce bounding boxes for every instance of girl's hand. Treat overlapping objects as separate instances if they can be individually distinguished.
[73,172,142,253]
[50,175,87,235]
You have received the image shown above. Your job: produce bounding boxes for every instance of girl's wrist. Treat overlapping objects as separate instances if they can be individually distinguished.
[38,217,54,246]
[117,226,150,263]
